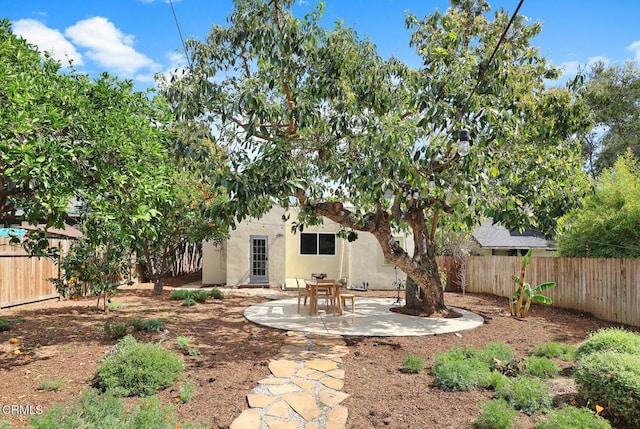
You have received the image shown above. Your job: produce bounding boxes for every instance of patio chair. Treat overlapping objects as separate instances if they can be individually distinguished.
[296,278,310,312]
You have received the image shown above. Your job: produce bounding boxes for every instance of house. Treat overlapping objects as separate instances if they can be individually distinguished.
[472,219,557,257]
[202,206,413,290]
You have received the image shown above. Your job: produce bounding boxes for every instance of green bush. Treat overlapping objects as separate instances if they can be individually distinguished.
[210,288,224,299]
[94,335,184,396]
[170,290,192,300]
[575,327,640,360]
[532,341,576,361]
[38,378,66,392]
[431,347,492,391]
[534,406,612,429]
[495,376,553,414]
[521,356,560,379]
[182,297,197,307]
[129,318,165,332]
[475,399,518,429]
[482,342,515,365]
[400,353,425,373]
[178,381,196,403]
[191,290,210,303]
[485,371,510,390]
[28,388,206,429]
[574,350,640,427]
[0,316,11,331]
[104,321,128,339]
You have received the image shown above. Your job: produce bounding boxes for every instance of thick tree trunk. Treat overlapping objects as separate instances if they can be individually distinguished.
[153,278,163,296]
[403,259,447,315]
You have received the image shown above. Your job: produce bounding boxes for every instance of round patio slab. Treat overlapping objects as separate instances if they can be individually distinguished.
[244,297,484,336]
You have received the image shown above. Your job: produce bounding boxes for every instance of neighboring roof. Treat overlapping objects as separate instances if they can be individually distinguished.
[20,224,83,239]
[472,219,555,250]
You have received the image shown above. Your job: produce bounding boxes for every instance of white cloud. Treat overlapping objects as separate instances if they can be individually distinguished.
[627,40,640,62]
[65,16,160,76]
[11,19,83,65]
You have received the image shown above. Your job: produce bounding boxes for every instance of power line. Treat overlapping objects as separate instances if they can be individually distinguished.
[169,0,191,68]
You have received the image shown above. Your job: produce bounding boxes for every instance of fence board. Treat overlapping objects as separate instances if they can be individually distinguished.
[463,256,640,327]
[0,237,70,308]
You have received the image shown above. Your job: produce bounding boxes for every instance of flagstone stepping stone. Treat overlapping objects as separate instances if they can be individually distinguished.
[247,393,277,408]
[282,391,322,420]
[269,359,299,377]
[318,389,350,408]
[230,409,261,429]
[305,359,339,372]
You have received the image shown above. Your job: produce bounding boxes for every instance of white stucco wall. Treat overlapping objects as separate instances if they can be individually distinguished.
[349,231,413,290]
[202,240,226,285]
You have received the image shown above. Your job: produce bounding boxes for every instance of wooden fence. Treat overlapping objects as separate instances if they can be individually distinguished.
[0,237,70,308]
[463,256,640,327]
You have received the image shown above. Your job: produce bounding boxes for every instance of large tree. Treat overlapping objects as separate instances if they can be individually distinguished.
[558,151,640,258]
[164,0,588,315]
[581,61,640,176]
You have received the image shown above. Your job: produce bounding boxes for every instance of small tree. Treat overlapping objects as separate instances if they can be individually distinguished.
[509,249,556,318]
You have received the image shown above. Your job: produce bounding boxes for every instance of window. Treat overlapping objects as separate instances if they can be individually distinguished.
[300,233,336,255]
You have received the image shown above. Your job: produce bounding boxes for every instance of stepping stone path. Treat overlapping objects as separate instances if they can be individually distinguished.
[230,331,350,429]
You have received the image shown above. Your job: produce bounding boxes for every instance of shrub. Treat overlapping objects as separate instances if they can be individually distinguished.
[104,321,128,339]
[482,342,515,365]
[191,290,210,303]
[0,317,10,331]
[495,376,553,414]
[485,371,510,390]
[170,290,192,300]
[130,318,165,332]
[534,406,612,429]
[210,288,224,299]
[521,356,560,379]
[574,350,640,427]
[475,399,518,429]
[27,388,206,429]
[575,327,640,360]
[431,347,492,391]
[94,335,184,396]
[532,341,576,361]
[38,378,66,392]
[400,353,425,373]
[182,298,197,307]
[178,381,196,403]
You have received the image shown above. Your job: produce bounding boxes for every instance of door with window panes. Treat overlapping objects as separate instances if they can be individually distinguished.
[249,235,269,283]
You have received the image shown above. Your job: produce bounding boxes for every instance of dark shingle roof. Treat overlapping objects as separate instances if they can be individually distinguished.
[472,219,555,250]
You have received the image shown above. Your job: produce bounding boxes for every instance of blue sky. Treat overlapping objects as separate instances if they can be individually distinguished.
[4,0,640,90]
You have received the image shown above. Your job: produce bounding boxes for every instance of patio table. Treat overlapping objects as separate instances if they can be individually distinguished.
[304,279,344,316]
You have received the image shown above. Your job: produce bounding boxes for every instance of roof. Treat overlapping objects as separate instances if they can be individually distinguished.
[472,219,555,250]
[20,224,83,239]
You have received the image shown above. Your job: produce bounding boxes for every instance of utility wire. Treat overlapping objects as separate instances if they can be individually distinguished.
[169,0,191,68]
[458,0,525,123]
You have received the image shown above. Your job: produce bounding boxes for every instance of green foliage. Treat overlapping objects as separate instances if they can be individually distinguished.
[38,377,66,392]
[94,335,184,396]
[574,350,640,427]
[559,152,640,257]
[0,316,10,331]
[178,381,196,404]
[171,289,211,304]
[485,372,510,390]
[510,250,556,318]
[400,353,425,373]
[495,376,553,414]
[432,347,492,391]
[162,0,588,313]
[521,356,560,379]
[209,288,224,299]
[482,342,516,365]
[104,322,129,339]
[532,341,576,361]
[581,61,640,176]
[575,327,640,360]
[182,298,197,307]
[130,318,166,332]
[475,399,518,429]
[534,406,612,429]
[175,335,200,356]
[27,388,205,429]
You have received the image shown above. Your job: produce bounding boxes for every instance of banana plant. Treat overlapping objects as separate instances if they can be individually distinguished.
[509,249,556,318]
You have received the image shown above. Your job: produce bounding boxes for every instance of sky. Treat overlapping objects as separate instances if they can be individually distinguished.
[3,0,640,91]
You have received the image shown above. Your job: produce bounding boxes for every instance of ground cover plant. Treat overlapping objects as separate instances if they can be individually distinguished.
[535,406,612,429]
[93,335,184,397]
[1,285,636,428]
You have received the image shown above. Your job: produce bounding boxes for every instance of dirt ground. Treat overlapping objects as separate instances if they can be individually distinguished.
[0,280,634,429]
